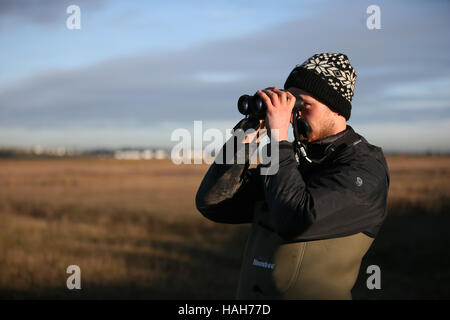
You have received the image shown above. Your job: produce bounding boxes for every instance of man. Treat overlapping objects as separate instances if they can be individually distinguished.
[195,53,389,299]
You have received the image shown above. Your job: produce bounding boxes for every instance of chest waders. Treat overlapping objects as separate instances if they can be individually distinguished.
[236,201,374,300]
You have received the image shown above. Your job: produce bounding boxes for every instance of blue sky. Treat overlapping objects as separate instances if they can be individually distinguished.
[0,0,449,152]
[0,0,312,84]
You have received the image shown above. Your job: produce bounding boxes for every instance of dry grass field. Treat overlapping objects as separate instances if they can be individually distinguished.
[0,155,449,299]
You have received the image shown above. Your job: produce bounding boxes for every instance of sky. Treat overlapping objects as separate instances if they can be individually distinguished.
[0,0,449,152]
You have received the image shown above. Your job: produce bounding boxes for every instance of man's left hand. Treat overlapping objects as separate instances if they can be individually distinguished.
[256,86,295,142]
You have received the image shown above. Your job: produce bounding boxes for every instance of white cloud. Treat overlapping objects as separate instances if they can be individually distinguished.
[353,119,450,152]
[193,71,244,83]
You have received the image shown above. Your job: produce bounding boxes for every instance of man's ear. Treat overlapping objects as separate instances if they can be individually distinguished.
[330,109,343,119]
[333,111,347,124]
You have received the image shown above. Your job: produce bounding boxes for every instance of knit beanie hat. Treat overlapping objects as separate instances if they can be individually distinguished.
[284,53,357,120]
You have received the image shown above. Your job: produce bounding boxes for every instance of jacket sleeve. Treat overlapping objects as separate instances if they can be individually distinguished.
[262,141,389,241]
[195,118,264,224]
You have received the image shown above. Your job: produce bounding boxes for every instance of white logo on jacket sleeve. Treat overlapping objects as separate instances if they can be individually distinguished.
[356,176,363,187]
[252,258,275,270]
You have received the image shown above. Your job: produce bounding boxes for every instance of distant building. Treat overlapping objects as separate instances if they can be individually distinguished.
[114,149,160,160]
[33,145,44,155]
[141,149,153,159]
[154,149,168,160]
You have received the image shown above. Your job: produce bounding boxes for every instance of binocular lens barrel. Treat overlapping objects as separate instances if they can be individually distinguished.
[237,95,266,118]
[237,93,305,119]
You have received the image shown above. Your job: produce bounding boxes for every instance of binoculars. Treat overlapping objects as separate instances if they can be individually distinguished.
[237,90,305,119]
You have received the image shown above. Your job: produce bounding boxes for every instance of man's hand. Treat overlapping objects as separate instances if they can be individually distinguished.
[242,119,266,144]
[257,86,295,142]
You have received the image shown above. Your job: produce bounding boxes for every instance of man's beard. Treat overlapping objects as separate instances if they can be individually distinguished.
[308,118,336,142]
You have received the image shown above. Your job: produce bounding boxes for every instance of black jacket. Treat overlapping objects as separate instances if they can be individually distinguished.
[196,124,389,242]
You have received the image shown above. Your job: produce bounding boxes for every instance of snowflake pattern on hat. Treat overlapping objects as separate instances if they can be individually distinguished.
[298,53,356,102]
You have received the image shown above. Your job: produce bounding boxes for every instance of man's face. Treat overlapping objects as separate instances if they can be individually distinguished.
[287,87,339,142]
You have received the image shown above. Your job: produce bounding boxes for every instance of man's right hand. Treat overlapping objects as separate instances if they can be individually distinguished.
[243,119,267,144]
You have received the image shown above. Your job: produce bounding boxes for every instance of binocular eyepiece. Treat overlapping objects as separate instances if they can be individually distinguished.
[238,91,305,119]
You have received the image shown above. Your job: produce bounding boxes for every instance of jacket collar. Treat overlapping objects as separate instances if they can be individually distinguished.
[304,126,360,162]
